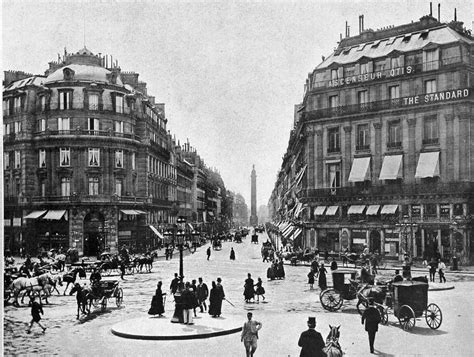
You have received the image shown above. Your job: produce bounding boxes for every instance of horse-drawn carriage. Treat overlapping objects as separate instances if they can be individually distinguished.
[91,280,124,312]
[212,239,222,250]
[319,269,377,313]
[375,281,442,330]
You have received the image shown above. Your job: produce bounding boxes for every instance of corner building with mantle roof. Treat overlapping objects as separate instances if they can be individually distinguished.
[269,14,474,265]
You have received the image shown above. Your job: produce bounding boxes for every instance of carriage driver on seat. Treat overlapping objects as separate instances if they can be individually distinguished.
[90,268,102,298]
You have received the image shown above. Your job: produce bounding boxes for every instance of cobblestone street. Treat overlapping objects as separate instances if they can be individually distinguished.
[4,232,474,356]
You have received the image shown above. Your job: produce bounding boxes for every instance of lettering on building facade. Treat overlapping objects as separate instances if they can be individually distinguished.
[327,66,414,87]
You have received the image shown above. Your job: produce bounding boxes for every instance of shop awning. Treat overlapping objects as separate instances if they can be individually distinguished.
[379,155,403,180]
[325,206,339,216]
[282,224,295,236]
[279,222,290,233]
[290,228,302,241]
[187,223,194,231]
[314,206,327,216]
[282,225,296,239]
[42,210,67,220]
[366,205,380,215]
[120,209,146,215]
[348,157,371,182]
[381,204,399,214]
[348,205,366,214]
[24,210,47,219]
[415,151,440,178]
[294,165,307,187]
[149,225,164,239]
[293,202,304,217]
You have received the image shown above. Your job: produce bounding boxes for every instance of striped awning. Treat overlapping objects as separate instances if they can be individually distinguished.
[149,225,164,239]
[282,225,296,239]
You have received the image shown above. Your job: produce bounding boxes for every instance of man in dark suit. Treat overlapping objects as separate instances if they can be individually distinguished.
[298,316,325,357]
[361,298,381,353]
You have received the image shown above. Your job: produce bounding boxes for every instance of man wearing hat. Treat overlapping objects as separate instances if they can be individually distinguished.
[241,312,262,357]
[298,316,325,357]
[361,298,381,353]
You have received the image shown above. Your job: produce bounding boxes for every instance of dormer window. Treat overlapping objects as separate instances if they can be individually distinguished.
[63,68,75,81]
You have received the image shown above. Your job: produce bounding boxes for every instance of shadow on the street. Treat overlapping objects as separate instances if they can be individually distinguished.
[77,308,113,324]
[373,349,395,356]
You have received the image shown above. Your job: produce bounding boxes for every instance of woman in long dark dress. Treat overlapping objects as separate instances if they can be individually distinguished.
[208,281,220,317]
[318,264,328,291]
[230,247,236,260]
[243,273,255,303]
[148,281,165,316]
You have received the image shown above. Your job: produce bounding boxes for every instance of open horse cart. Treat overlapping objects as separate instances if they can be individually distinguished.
[377,281,442,330]
[319,269,359,311]
[91,280,124,312]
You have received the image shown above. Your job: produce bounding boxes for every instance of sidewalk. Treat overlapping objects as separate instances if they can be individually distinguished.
[111,313,242,340]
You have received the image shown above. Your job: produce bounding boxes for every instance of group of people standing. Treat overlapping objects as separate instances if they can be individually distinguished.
[243,273,265,303]
[307,260,328,291]
[148,274,226,322]
[428,258,447,283]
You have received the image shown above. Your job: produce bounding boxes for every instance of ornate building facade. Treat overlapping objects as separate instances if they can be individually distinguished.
[3,48,231,255]
[269,14,473,264]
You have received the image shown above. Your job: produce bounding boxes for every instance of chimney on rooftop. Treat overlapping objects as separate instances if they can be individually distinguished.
[454,8,457,22]
[438,3,440,22]
[359,15,364,34]
[430,2,432,16]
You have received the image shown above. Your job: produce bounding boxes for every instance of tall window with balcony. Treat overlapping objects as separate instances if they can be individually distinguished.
[38,119,46,132]
[389,85,400,106]
[4,152,10,170]
[88,93,99,110]
[115,150,123,168]
[131,152,136,170]
[423,115,439,145]
[14,121,21,134]
[60,148,70,167]
[424,49,439,71]
[14,150,21,169]
[38,149,46,168]
[328,95,339,115]
[114,94,124,114]
[13,96,23,114]
[356,124,370,150]
[88,177,99,195]
[88,118,99,135]
[61,177,70,196]
[425,79,437,94]
[3,99,10,116]
[388,120,401,148]
[58,90,72,110]
[328,163,341,188]
[88,148,100,167]
[115,121,124,136]
[115,179,122,196]
[39,96,46,112]
[327,127,340,153]
[57,117,70,133]
[358,90,368,111]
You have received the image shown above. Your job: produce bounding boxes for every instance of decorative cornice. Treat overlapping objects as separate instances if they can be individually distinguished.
[343,126,352,133]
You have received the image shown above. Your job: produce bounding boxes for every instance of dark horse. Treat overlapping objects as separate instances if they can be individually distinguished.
[69,283,94,319]
[62,268,86,295]
[323,325,343,357]
[134,251,158,273]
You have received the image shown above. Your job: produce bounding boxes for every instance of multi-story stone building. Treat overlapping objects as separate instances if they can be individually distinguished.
[3,47,230,256]
[270,14,474,264]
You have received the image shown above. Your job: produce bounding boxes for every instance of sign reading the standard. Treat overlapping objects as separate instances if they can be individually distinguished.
[403,88,470,106]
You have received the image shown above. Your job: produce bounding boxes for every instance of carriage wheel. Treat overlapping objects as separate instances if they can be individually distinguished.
[377,305,388,325]
[101,297,107,311]
[92,298,101,308]
[356,299,368,315]
[319,289,343,312]
[115,288,123,307]
[398,305,416,330]
[425,303,442,329]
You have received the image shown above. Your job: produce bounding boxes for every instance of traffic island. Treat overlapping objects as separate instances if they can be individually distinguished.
[111,314,242,340]
[428,282,455,291]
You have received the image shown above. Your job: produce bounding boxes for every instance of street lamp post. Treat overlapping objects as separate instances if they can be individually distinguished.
[396,215,417,278]
[171,217,186,324]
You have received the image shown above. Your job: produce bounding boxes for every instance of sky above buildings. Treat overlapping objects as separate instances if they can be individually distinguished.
[3,0,472,208]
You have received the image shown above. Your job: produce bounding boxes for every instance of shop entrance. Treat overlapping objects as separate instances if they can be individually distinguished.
[83,212,105,257]
[369,230,381,254]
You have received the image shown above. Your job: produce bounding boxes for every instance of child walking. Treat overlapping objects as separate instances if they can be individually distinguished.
[254,277,265,302]
[27,296,46,334]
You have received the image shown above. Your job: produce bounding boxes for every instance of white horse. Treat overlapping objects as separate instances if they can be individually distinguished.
[10,273,62,306]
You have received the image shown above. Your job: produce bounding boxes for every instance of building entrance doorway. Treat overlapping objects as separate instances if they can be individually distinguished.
[83,212,105,257]
[369,230,381,254]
